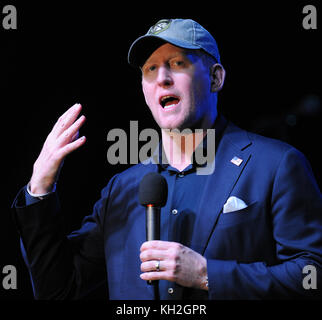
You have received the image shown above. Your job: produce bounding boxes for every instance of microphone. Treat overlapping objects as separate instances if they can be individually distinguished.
[139,172,168,285]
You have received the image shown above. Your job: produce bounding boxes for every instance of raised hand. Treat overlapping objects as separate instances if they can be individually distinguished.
[29,103,86,194]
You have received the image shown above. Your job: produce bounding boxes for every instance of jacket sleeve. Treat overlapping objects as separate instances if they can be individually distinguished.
[11,175,118,300]
[207,148,322,299]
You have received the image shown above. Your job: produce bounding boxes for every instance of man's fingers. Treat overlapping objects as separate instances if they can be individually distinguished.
[141,259,171,272]
[58,115,86,145]
[140,249,168,262]
[140,271,173,282]
[53,103,82,137]
[140,240,172,252]
[59,136,86,158]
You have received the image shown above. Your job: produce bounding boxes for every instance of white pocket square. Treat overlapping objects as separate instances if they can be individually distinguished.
[223,196,248,213]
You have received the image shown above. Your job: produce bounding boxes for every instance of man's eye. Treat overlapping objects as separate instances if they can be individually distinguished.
[148,65,156,72]
[142,65,157,75]
[170,60,185,68]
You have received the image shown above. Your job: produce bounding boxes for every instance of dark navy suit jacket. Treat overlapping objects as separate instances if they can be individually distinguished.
[12,120,322,299]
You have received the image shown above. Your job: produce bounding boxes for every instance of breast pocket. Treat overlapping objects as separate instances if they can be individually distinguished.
[217,201,259,227]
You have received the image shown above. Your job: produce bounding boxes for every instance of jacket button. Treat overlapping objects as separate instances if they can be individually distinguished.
[168,287,174,294]
[171,209,178,215]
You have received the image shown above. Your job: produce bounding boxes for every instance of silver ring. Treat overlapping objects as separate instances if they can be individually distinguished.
[155,260,161,272]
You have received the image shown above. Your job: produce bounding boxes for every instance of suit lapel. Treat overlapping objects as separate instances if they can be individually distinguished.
[190,122,252,254]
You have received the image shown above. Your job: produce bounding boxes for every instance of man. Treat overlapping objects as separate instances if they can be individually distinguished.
[12,19,322,299]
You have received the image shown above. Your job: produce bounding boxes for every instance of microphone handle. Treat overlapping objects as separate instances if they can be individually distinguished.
[146,205,160,241]
[146,205,160,286]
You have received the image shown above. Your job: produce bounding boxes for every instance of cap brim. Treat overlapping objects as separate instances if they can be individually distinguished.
[127,34,201,67]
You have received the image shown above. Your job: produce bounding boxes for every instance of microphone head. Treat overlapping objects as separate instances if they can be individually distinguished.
[139,172,168,207]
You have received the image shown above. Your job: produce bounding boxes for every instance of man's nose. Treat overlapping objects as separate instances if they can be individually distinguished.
[157,66,173,87]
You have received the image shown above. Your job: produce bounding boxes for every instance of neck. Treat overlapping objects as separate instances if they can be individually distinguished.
[160,106,218,171]
[161,128,206,172]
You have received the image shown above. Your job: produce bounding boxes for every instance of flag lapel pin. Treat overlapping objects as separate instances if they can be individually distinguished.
[230,156,243,166]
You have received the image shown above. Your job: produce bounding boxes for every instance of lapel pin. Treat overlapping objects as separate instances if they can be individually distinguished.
[230,156,243,166]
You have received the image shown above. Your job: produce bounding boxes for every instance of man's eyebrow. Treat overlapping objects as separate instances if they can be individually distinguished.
[167,54,193,65]
[143,51,191,67]
[168,52,189,60]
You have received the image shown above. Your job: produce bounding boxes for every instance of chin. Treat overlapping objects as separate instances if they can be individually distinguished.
[156,114,191,131]
[158,119,186,131]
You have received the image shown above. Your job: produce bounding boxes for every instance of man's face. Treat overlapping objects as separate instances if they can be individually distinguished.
[141,43,216,131]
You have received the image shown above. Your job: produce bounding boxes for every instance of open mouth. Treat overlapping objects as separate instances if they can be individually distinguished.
[159,95,180,109]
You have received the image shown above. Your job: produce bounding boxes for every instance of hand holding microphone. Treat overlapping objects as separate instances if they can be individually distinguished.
[139,172,208,291]
[139,172,168,285]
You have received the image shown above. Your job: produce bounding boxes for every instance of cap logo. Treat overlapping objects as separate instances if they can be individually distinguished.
[148,19,172,35]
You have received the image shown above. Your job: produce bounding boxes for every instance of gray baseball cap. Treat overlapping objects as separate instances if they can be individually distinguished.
[128,18,221,67]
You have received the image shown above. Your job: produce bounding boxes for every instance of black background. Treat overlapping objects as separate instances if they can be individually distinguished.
[1,1,321,301]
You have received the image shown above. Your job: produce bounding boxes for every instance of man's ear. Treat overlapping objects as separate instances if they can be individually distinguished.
[210,64,226,92]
